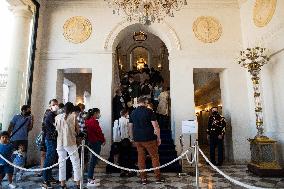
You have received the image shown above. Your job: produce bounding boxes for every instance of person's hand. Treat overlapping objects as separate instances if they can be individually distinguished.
[102,142,106,146]
[207,135,210,141]
[218,135,223,140]
[157,138,161,146]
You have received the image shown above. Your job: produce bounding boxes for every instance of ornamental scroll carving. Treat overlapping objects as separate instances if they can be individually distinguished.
[63,16,92,44]
[193,16,222,43]
[253,0,277,27]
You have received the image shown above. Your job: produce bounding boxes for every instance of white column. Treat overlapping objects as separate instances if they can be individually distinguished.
[169,53,196,154]
[90,53,113,157]
[3,5,33,130]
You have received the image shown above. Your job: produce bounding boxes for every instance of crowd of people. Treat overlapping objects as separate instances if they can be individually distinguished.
[113,65,170,128]
[0,66,173,188]
[0,63,229,189]
[110,66,171,183]
[0,100,105,188]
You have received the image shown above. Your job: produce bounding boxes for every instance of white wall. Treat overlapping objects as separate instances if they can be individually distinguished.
[239,0,284,163]
[29,0,263,163]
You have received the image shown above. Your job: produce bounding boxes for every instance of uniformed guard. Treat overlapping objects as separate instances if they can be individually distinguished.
[207,107,226,166]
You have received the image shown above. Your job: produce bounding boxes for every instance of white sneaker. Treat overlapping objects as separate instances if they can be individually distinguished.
[8,183,16,189]
[87,180,101,187]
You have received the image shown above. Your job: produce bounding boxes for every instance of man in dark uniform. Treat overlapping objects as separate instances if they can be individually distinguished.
[207,107,226,166]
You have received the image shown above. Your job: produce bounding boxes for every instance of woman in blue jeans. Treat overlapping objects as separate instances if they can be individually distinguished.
[85,108,105,187]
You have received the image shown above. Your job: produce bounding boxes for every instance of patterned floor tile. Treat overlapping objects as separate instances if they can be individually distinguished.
[0,164,283,188]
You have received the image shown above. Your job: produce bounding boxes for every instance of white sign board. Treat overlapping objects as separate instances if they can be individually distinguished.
[182,120,198,134]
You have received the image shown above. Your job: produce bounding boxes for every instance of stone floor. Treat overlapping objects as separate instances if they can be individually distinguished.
[1,164,284,189]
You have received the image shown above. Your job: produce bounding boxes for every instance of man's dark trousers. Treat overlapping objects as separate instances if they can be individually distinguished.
[209,136,223,165]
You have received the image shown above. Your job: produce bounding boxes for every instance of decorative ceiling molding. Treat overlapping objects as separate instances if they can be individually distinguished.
[45,0,239,9]
[7,0,36,12]
[63,16,92,44]
[186,0,239,9]
[253,0,277,27]
[193,16,222,43]
[46,0,107,9]
[104,19,181,52]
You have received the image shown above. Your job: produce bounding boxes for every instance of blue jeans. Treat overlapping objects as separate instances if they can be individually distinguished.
[43,139,57,182]
[88,142,102,179]
[209,136,223,164]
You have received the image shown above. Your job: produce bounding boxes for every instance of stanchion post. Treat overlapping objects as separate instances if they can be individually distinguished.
[195,140,199,189]
[80,140,85,189]
[178,135,187,177]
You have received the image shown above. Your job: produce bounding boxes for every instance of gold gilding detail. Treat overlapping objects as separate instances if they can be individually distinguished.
[252,78,260,84]
[256,121,263,126]
[255,107,262,112]
[249,162,281,169]
[254,93,261,97]
[253,0,277,27]
[192,16,222,43]
[63,16,92,44]
[249,137,276,143]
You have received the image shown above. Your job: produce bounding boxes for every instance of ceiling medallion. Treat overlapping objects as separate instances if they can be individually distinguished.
[104,0,188,25]
[63,16,92,44]
[193,16,222,43]
[253,0,277,27]
[133,31,147,42]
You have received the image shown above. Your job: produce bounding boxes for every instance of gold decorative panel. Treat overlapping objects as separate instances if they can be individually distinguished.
[253,0,277,27]
[63,16,92,44]
[193,16,222,43]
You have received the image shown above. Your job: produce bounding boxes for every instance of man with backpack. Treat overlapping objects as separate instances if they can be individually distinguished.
[8,105,33,151]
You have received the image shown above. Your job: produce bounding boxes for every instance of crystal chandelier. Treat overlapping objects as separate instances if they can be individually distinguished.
[104,0,188,24]
[237,46,270,138]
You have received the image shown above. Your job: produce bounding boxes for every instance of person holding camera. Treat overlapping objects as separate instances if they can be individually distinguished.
[8,105,34,152]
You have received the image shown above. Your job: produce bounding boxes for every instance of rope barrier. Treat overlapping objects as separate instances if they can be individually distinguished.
[85,144,195,173]
[198,148,267,189]
[185,148,195,165]
[0,142,274,189]
[0,145,81,172]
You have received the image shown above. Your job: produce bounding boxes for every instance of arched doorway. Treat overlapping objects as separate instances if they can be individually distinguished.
[104,21,185,144]
[107,23,182,173]
[112,24,171,129]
